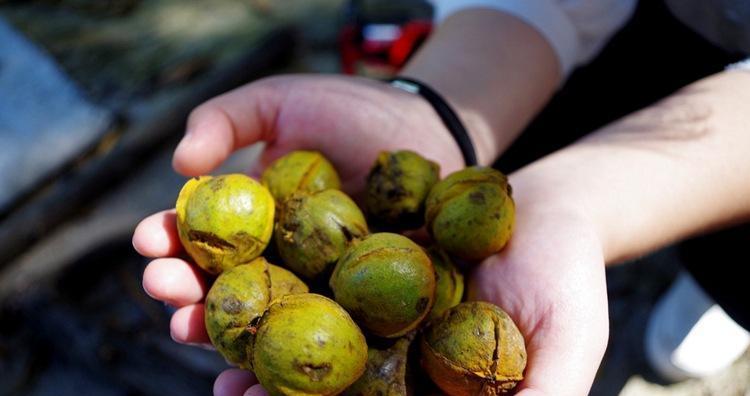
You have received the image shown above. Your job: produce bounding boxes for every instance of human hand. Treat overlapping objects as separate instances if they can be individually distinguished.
[133,74,466,395]
[469,172,609,395]
[464,69,750,394]
[134,74,611,396]
[170,74,465,195]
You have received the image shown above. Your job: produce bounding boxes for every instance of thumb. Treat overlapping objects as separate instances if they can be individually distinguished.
[173,77,287,176]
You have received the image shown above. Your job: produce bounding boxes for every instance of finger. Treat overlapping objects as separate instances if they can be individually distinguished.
[514,307,609,396]
[243,384,270,396]
[514,340,605,396]
[173,78,286,176]
[214,369,258,396]
[170,303,211,345]
[469,260,609,395]
[143,258,206,306]
[133,210,182,258]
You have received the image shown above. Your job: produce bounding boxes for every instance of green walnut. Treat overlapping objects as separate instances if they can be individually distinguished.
[176,174,275,274]
[425,167,515,261]
[343,332,415,396]
[268,262,310,299]
[252,293,368,396]
[365,150,440,229]
[330,233,436,338]
[426,246,464,321]
[275,190,368,280]
[421,302,527,395]
[204,257,308,369]
[261,150,341,204]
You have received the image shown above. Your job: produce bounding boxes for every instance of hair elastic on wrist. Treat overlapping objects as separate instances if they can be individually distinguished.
[387,76,478,166]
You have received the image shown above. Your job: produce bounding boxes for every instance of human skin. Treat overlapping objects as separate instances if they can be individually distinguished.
[130,9,581,396]
[133,7,750,396]
[468,70,750,395]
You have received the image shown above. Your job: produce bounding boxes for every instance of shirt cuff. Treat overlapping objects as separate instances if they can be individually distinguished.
[726,58,750,72]
[432,0,581,77]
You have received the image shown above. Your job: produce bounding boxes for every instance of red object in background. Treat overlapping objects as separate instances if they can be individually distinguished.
[339,6,432,75]
[389,21,432,67]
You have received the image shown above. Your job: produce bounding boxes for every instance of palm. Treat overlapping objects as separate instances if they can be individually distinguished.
[177,75,464,196]
[470,198,609,394]
[137,75,610,396]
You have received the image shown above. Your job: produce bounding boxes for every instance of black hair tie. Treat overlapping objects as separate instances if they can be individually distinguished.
[388,77,478,166]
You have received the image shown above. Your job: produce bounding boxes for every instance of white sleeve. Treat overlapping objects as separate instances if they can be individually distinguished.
[431,0,638,77]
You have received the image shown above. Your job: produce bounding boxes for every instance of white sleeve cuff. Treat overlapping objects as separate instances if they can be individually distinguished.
[727,58,750,72]
[432,0,582,77]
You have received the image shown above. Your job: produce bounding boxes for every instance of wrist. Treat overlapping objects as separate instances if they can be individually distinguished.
[508,155,606,257]
[388,77,486,166]
[373,76,467,172]
[400,8,560,165]
[392,74,501,166]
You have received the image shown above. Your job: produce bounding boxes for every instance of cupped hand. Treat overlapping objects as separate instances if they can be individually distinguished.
[468,173,610,395]
[134,74,465,395]
[135,177,610,396]
[171,74,464,195]
[134,74,610,396]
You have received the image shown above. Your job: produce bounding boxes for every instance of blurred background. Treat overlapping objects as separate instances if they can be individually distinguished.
[0,1,747,395]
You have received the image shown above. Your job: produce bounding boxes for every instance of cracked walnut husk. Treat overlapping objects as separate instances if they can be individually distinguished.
[176,174,275,274]
[261,150,341,204]
[252,293,368,396]
[275,189,368,280]
[330,233,436,338]
[421,302,527,395]
[204,257,308,369]
[425,167,515,261]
